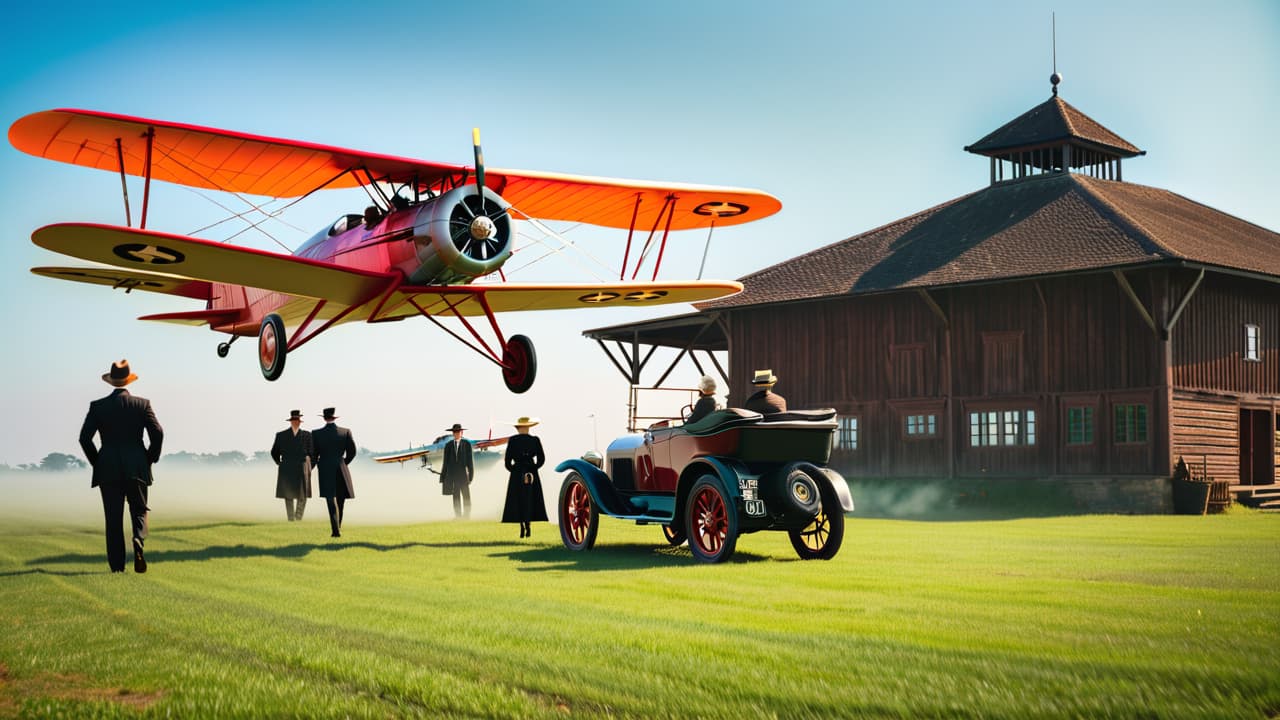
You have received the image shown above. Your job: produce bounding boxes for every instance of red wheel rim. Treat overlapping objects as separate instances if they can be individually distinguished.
[503,340,528,386]
[691,486,727,556]
[798,511,830,551]
[259,324,278,369]
[563,480,592,545]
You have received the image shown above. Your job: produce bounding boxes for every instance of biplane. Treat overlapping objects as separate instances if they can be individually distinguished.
[372,434,508,469]
[9,109,780,392]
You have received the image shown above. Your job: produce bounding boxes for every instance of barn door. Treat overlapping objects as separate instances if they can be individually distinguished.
[1238,409,1275,486]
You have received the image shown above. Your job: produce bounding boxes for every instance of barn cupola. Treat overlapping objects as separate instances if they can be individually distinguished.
[964,73,1145,185]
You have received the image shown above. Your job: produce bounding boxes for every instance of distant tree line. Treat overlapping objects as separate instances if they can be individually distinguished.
[3,447,375,472]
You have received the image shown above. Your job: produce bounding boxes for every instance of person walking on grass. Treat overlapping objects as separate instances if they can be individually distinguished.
[271,410,313,522]
[502,417,548,538]
[313,407,356,538]
[78,359,163,574]
[439,423,474,519]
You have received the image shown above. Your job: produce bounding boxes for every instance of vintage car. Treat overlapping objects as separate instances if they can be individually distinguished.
[554,407,854,563]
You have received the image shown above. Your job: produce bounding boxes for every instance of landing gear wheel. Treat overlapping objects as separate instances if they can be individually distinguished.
[661,522,687,546]
[501,334,537,394]
[687,475,738,563]
[258,313,287,381]
[216,342,231,358]
[558,473,598,551]
[789,484,845,560]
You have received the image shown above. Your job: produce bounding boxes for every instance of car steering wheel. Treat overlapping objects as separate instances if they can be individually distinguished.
[680,403,694,422]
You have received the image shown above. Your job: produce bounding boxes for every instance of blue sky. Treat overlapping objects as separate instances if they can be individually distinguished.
[1,1,1276,466]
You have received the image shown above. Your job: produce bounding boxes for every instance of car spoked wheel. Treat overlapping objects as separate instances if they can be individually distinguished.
[789,484,845,560]
[558,473,598,551]
[661,522,686,546]
[686,476,737,563]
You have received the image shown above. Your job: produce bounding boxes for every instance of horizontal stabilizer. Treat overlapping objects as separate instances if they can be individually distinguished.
[138,309,242,326]
[32,266,211,300]
[32,223,397,306]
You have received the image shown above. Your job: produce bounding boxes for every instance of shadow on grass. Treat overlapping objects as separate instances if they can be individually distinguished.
[24,540,519,567]
[491,542,773,571]
[0,568,100,578]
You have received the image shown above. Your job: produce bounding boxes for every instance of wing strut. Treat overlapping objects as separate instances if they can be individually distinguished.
[141,126,154,229]
[618,193,641,281]
[114,138,132,227]
[628,194,677,281]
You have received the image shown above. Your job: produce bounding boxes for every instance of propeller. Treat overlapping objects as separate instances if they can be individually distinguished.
[445,128,510,262]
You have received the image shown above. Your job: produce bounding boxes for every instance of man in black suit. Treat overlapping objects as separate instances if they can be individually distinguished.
[313,408,356,537]
[78,359,163,573]
[439,423,474,518]
[271,410,313,521]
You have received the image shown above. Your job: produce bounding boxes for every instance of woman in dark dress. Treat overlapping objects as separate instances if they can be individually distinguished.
[502,416,549,537]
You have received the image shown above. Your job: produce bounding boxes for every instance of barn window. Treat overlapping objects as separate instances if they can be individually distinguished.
[1114,404,1148,444]
[836,416,859,451]
[969,409,1035,446]
[1066,407,1094,445]
[905,414,937,437]
[1244,324,1260,361]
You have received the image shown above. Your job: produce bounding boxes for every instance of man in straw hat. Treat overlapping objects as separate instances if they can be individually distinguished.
[439,422,475,518]
[271,410,314,522]
[744,369,787,415]
[78,359,164,573]
[685,375,721,425]
[313,408,356,538]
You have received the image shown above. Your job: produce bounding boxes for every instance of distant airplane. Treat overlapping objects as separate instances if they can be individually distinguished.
[373,434,509,471]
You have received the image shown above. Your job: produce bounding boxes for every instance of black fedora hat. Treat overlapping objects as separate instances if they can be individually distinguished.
[102,359,138,387]
[320,408,338,420]
[446,423,466,432]
[286,410,303,422]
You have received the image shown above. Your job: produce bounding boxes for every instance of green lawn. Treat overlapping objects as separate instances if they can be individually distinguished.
[0,511,1277,719]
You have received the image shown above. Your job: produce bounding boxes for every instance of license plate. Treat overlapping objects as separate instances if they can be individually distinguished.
[744,499,765,517]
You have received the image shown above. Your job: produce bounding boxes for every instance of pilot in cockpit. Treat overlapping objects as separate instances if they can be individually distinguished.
[390,194,411,211]
[364,205,384,226]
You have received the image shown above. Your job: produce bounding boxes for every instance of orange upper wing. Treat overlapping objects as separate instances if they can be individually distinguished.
[10,109,780,229]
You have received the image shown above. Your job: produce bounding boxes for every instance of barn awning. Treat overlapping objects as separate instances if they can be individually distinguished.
[582,311,727,387]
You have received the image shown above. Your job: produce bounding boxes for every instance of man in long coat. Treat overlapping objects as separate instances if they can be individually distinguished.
[78,359,163,573]
[270,410,313,521]
[439,423,474,518]
[313,407,356,537]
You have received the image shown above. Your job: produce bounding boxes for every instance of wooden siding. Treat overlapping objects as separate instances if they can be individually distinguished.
[1172,273,1280,395]
[723,268,1277,482]
[1170,391,1238,484]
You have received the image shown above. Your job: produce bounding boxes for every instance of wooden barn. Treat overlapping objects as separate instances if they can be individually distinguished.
[586,83,1280,512]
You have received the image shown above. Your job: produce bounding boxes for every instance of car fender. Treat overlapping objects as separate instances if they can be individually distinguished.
[554,458,617,514]
[812,465,854,513]
[675,456,750,525]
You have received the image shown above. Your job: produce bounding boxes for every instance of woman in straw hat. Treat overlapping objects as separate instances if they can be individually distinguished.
[502,417,549,537]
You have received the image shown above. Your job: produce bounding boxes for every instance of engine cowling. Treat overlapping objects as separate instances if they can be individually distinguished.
[405,185,514,284]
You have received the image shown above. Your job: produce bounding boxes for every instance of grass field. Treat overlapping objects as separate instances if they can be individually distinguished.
[0,511,1277,719]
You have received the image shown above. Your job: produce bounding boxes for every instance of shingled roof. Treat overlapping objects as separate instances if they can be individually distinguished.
[965,95,1142,157]
[698,173,1280,311]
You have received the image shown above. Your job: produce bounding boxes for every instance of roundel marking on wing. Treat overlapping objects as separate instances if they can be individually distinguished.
[579,291,621,304]
[692,201,748,218]
[623,290,668,302]
[112,243,186,265]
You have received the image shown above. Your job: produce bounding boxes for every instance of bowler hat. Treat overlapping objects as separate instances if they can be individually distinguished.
[447,423,466,432]
[102,359,138,387]
[321,407,338,420]
[287,410,303,422]
[751,369,777,386]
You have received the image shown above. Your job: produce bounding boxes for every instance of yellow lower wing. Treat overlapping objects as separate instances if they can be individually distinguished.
[32,266,212,299]
[382,280,742,319]
[32,223,396,306]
